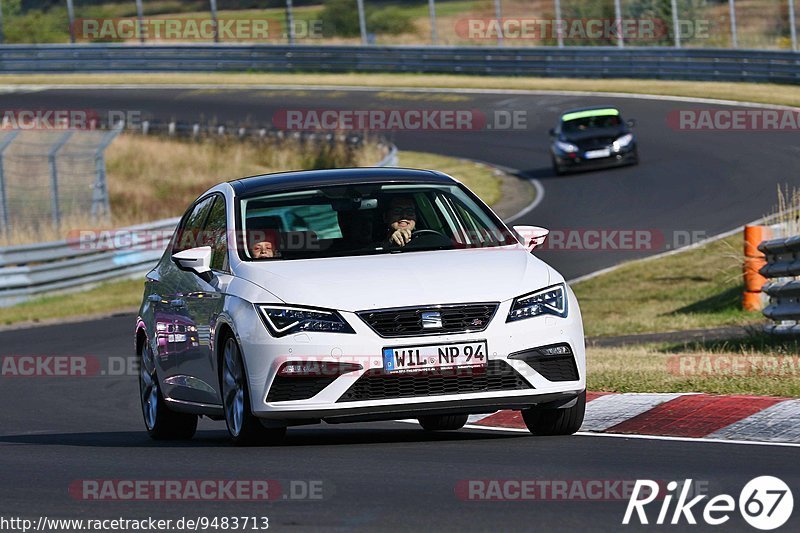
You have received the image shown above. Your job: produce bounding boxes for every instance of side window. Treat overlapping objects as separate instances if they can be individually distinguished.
[172,196,215,254]
[204,196,229,272]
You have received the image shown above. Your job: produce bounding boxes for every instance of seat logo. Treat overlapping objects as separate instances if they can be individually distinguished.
[421,311,443,329]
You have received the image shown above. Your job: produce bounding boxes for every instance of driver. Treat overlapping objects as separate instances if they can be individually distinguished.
[384,196,417,247]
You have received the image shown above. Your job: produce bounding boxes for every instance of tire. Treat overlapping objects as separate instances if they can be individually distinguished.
[521,391,586,436]
[418,414,469,431]
[221,335,286,446]
[551,157,565,176]
[139,343,198,440]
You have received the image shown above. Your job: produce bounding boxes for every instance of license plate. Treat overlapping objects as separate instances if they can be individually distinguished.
[585,148,611,159]
[382,341,488,374]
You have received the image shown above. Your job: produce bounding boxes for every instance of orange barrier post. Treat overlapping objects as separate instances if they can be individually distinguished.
[743,225,771,311]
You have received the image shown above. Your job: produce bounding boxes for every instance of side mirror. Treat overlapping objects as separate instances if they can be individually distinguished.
[626,118,636,128]
[172,246,213,282]
[548,128,556,137]
[513,225,549,251]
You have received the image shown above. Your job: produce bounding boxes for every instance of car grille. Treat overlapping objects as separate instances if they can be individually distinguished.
[510,349,580,382]
[337,360,531,402]
[357,303,498,338]
[530,355,579,381]
[266,375,338,402]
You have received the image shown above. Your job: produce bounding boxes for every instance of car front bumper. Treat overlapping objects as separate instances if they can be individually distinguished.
[234,290,586,424]
[554,145,638,172]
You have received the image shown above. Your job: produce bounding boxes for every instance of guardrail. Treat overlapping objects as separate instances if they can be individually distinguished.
[759,236,800,333]
[1,44,799,84]
[0,217,179,307]
[0,143,398,307]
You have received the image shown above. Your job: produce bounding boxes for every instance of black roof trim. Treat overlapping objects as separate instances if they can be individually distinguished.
[230,167,456,196]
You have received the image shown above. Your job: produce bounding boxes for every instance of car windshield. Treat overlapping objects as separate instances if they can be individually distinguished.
[561,113,622,133]
[237,182,517,261]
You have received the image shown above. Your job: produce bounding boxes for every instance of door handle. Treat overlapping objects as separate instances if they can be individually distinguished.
[147,294,161,303]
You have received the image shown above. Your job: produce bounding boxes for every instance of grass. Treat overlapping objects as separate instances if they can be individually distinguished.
[0,278,145,326]
[573,234,761,338]
[399,151,502,206]
[587,343,800,397]
[3,73,800,109]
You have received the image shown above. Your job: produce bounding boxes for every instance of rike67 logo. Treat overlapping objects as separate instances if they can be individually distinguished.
[623,477,793,530]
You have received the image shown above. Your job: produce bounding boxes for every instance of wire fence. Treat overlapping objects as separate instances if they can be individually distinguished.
[0,0,800,51]
[0,0,798,51]
[0,125,121,238]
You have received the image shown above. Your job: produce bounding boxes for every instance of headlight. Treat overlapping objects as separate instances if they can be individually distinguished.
[612,133,634,150]
[555,140,579,153]
[507,284,568,322]
[258,305,355,337]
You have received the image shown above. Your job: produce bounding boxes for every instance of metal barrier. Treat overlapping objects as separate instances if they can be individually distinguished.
[1,44,799,84]
[759,236,800,333]
[0,217,179,307]
[0,143,398,307]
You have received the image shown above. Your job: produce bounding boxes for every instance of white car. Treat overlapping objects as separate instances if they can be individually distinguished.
[136,168,586,445]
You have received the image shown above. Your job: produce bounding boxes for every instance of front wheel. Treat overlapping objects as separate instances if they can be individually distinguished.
[551,156,566,176]
[521,391,585,436]
[418,414,469,431]
[221,336,286,446]
[139,344,197,440]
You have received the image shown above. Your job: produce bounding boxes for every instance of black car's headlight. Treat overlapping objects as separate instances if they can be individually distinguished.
[258,305,355,337]
[612,133,634,150]
[507,284,568,322]
[555,140,579,153]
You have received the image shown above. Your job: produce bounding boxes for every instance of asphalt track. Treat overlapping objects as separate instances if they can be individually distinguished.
[1,87,799,531]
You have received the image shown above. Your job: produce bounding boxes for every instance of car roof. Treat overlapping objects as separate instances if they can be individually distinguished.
[229,167,457,196]
[559,106,621,121]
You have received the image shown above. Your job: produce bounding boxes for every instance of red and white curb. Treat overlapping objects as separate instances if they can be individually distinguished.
[466,393,800,444]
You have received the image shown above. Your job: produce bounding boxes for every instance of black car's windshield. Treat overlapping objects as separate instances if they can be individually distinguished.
[561,112,622,133]
[237,182,517,261]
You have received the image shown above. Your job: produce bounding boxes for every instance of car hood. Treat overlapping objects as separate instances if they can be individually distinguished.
[235,246,555,312]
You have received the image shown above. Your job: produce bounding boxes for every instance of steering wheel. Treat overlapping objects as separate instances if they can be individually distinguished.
[411,229,447,239]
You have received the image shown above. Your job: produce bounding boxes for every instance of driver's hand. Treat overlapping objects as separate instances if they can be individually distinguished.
[390,228,412,246]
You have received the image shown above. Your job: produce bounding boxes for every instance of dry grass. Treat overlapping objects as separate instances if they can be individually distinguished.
[398,150,502,206]
[105,134,380,224]
[573,234,762,338]
[3,73,800,108]
[771,185,800,237]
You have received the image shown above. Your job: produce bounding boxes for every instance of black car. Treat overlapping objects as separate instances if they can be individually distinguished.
[549,106,639,175]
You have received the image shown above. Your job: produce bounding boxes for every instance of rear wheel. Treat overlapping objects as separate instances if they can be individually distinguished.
[418,414,469,431]
[221,336,286,446]
[521,391,586,436]
[139,343,197,440]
